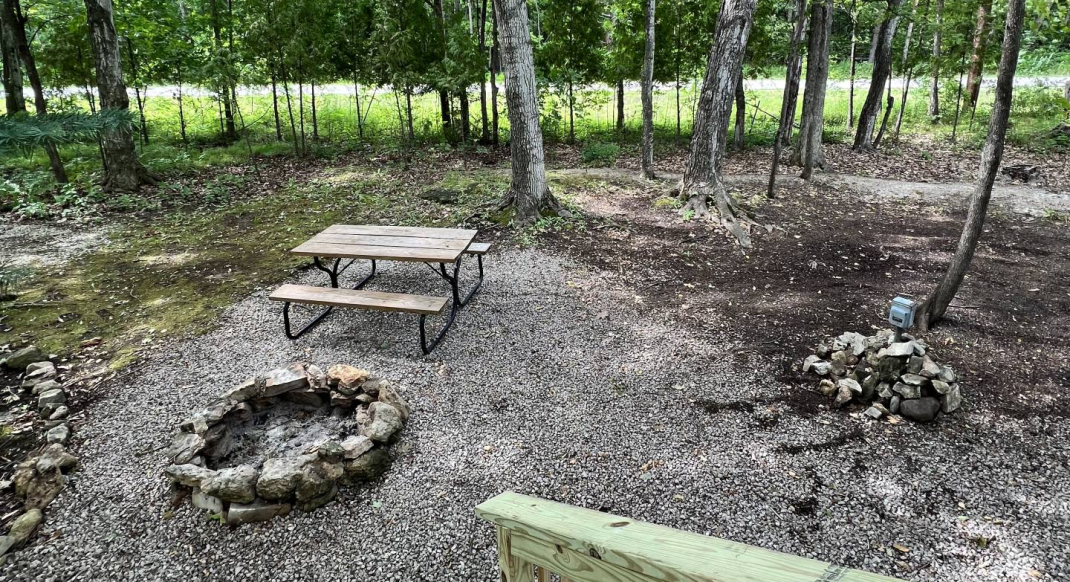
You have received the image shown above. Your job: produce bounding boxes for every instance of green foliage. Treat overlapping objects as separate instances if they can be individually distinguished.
[581,141,622,165]
[0,110,135,152]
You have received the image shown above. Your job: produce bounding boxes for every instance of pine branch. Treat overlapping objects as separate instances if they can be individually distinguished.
[0,109,136,152]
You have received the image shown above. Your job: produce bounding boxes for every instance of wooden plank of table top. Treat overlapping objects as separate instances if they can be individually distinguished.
[476,492,901,582]
[310,233,471,251]
[269,284,447,314]
[291,241,463,262]
[325,224,477,240]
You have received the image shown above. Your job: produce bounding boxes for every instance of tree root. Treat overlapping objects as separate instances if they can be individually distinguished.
[678,176,757,248]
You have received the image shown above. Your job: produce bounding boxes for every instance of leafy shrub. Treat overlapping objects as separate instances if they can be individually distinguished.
[580,141,620,165]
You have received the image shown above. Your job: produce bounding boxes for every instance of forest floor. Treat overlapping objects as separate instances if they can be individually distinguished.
[1,143,1068,581]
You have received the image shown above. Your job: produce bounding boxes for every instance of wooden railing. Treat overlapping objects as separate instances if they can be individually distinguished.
[476,492,901,582]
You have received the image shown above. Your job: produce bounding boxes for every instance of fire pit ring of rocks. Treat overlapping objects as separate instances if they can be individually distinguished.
[163,363,409,526]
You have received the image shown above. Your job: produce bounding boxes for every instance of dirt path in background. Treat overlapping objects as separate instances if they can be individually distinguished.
[550,167,1070,217]
[0,222,109,269]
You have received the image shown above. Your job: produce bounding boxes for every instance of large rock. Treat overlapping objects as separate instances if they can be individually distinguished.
[376,383,410,421]
[166,432,206,464]
[833,385,854,408]
[35,444,78,474]
[344,448,392,482]
[818,379,836,396]
[876,356,906,382]
[37,388,66,409]
[829,351,847,376]
[306,365,328,392]
[262,363,309,397]
[362,402,403,443]
[920,357,942,378]
[341,435,374,459]
[900,373,928,387]
[180,399,232,434]
[165,464,216,487]
[221,377,261,403]
[30,379,60,396]
[200,465,258,503]
[295,461,343,511]
[45,424,69,445]
[327,365,369,396]
[21,364,56,390]
[191,488,223,515]
[931,379,952,395]
[2,346,46,370]
[941,385,962,414]
[900,397,941,423]
[837,332,867,356]
[257,454,316,501]
[881,342,915,358]
[226,502,291,525]
[1,509,42,554]
[892,382,921,400]
[936,366,957,383]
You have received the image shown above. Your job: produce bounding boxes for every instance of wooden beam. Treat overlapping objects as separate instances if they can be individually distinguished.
[476,492,901,582]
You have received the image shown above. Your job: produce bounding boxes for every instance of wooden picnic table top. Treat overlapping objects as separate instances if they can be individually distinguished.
[291,224,478,263]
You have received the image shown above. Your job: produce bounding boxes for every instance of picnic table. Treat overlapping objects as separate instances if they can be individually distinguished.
[268,224,490,354]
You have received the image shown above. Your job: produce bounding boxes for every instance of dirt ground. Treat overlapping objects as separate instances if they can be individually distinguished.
[543,168,1070,419]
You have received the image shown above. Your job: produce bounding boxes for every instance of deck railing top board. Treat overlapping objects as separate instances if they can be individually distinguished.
[476,492,901,582]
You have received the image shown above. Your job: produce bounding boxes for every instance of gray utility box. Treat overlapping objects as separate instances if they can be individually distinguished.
[888,296,917,329]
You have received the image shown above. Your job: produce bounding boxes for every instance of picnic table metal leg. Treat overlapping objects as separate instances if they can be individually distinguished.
[420,255,470,354]
[282,256,377,339]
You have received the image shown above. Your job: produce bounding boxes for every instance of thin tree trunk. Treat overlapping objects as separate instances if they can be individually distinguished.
[478,0,490,143]
[405,87,415,142]
[793,0,832,179]
[311,79,319,141]
[83,0,151,191]
[567,78,575,144]
[892,0,923,142]
[177,77,187,145]
[964,0,992,107]
[768,0,807,198]
[847,0,857,129]
[210,0,236,141]
[679,0,758,247]
[872,93,895,148]
[853,0,903,150]
[459,89,471,141]
[279,55,299,155]
[353,73,364,141]
[640,0,656,179]
[616,78,625,133]
[271,69,282,141]
[928,0,943,118]
[674,0,681,142]
[917,0,1024,329]
[2,0,67,182]
[298,78,306,155]
[490,3,500,147]
[493,0,565,223]
[951,59,965,142]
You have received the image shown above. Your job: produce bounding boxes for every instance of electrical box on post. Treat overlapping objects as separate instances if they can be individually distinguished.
[888,296,917,329]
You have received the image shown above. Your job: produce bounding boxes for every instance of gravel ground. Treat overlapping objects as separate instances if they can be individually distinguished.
[3,248,1068,582]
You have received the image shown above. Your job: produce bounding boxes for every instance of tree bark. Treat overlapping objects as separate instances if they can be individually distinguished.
[0,12,24,114]
[271,69,282,141]
[490,4,500,146]
[83,0,150,191]
[460,89,471,141]
[928,0,943,118]
[493,0,565,224]
[917,0,1024,330]
[311,80,319,141]
[853,0,902,150]
[964,0,991,108]
[792,0,832,179]
[478,0,490,143]
[767,0,807,198]
[2,0,67,182]
[616,78,625,133]
[678,0,757,247]
[209,0,235,141]
[733,68,745,151]
[893,0,924,143]
[640,0,655,179]
[846,0,857,129]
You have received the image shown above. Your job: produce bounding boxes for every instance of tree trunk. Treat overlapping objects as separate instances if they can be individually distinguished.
[767,0,807,198]
[0,13,24,114]
[311,80,319,141]
[353,73,364,141]
[439,89,452,135]
[792,0,832,179]
[853,0,902,150]
[493,0,565,224]
[964,0,992,107]
[951,56,965,142]
[867,23,880,62]
[2,0,67,182]
[616,78,625,133]
[83,0,150,191]
[177,76,187,144]
[210,0,235,141]
[917,0,1024,330]
[271,70,282,141]
[567,78,575,144]
[640,0,656,178]
[679,0,757,247]
[893,0,924,142]
[490,4,500,146]
[298,79,306,155]
[460,89,471,141]
[846,0,857,129]
[928,0,943,118]
[733,68,745,151]
[279,54,299,155]
[479,0,490,143]
[405,87,415,142]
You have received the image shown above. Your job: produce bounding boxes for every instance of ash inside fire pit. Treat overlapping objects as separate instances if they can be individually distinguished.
[162,363,409,526]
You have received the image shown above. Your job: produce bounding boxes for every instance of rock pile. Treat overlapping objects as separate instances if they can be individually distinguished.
[803,330,963,423]
[1,345,79,563]
[163,363,408,526]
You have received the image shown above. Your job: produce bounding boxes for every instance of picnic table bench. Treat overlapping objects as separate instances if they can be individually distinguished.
[269,224,490,354]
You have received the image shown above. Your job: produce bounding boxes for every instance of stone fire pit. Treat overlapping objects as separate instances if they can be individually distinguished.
[162,363,409,525]
[802,330,963,423]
